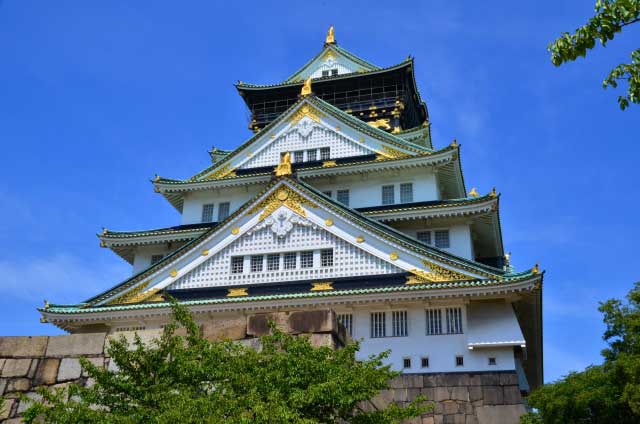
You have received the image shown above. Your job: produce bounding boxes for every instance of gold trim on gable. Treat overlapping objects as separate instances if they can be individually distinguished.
[246,186,319,222]
[286,104,326,127]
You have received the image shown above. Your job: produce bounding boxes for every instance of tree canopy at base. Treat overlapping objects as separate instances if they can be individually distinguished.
[23,301,428,423]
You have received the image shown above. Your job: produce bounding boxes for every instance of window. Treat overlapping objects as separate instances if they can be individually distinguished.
[201,203,214,222]
[150,254,164,265]
[336,189,350,206]
[392,310,408,337]
[446,307,463,334]
[321,70,329,77]
[370,312,386,338]
[320,249,333,267]
[231,256,244,274]
[322,191,332,198]
[284,252,297,270]
[337,313,353,337]
[421,357,430,368]
[382,185,395,205]
[455,356,464,367]
[403,358,412,369]
[267,254,280,271]
[294,150,304,163]
[250,255,263,273]
[300,251,314,268]
[320,147,330,160]
[400,183,413,203]
[488,357,497,366]
[435,230,450,248]
[307,149,317,162]
[426,309,443,335]
[331,69,338,76]
[417,231,431,244]
[218,202,230,221]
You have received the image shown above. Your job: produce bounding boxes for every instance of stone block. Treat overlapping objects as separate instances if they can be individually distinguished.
[370,390,394,410]
[434,386,450,401]
[246,312,292,336]
[404,374,424,388]
[408,388,422,401]
[420,387,435,401]
[106,329,162,351]
[454,414,466,424]
[390,375,405,388]
[422,417,435,424]
[423,374,439,387]
[466,415,479,424]
[481,386,503,405]
[46,333,105,357]
[57,358,82,381]
[442,373,470,387]
[236,338,262,351]
[28,358,39,378]
[7,378,31,392]
[434,415,444,424]
[1,398,15,420]
[201,317,246,341]
[17,391,42,414]
[479,374,500,386]
[34,358,60,386]
[503,386,522,405]
[1,359,32,377]
[499,373,519,386]
[442,400,459,414]
[0,336,48,357]
[451,386,469,401]
[307,333,335,348]
[0,358,5,371]
[4,419,25,424]
[475,404,525,424]
[288,310,336,333]
[469,386,483,402]
[82,357,105,377]
[394,388,408,402]
[0,378,7,395]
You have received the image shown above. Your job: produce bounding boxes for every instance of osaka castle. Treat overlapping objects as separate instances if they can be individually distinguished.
[40,27,543,391]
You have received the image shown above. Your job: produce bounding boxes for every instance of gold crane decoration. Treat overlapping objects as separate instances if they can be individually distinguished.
[325,25,335,44]
[275,152,292,177]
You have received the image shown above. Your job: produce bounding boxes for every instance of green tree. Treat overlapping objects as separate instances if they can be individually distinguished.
[521,282,640,423]
[23,301,428,423]
[548,0,640,109]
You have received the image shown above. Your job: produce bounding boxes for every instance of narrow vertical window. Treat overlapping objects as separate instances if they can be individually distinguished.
[320,147,331,160]
[201,204,214,223]
[403,358,412,369]
[150,254,164,265]
[337,313,353,337]
[267,254,280,271]
[370,312,386,338]
[421,357,430,368]
[435,230,450,248]
[381,185,395,205]
[218,202,230,221]
[320,249,333,267]
[336,189,350,206]
[307,149,317,162]
[230,256,244,274]
[417,231,431,244]
[250,255,263,273]
[321,70,329,77]
[294,150,304,163]
[392,310,408,337]
[283,252,297,270]
[331,69,338,76]
[300,251,314,268]
[426,309,443,335]
[488,357,497,366]
[400,183,413,203]
[446,307,463,334]
[455,356,464,367]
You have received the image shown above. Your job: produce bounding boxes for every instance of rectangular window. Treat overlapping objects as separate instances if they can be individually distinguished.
[435,230,450,248]
[294,150,304,163]
[331,69,338,76]
[300,251,314,268]
[322,191,332,198]
[267,254,280,271]
[307,149,317,162]
[455,356,464,367]
[320,249,333,267]
[392,310,408,337]
[150,254,164,265]
[446,307,463,334]
[382,185,395,205]
[370,312,386,338]
[201,203,214,223]
[336,189,350,206]
[284,252,297,270]
[488,357,497,366]
[403,358,412,369]
[321,70,329,77]
[421,357,429,368]
[337,313,353,337]
[231,256,244,274]
[400,183,413,203]
[320,147,331,160]
[426,309,443,335]
[250,255,263,273]
[218,202,230,221]
[417,231,431,245]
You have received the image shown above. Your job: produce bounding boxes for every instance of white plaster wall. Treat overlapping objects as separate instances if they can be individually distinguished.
[343,304,516,373]
[181,186,262,225]
[403,224,474,260]
[131,244,184,275]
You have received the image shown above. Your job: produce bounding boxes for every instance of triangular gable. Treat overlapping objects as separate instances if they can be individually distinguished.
[285,44,379,83]
[95,178,506,306]
[191,96,431,181]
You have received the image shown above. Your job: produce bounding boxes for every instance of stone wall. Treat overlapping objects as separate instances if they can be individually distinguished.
[0,310,525,423]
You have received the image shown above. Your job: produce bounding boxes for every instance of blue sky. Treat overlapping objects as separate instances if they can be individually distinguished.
[0,1,638,383]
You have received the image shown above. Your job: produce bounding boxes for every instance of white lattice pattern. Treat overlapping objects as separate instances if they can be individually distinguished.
[308,57,355,79]
[241,119,371,169]
[169,223,402,289]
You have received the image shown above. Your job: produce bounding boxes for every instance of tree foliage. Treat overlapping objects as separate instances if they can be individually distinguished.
[22,301,428,423]
[548,0,640,109]
[521,282,640,423]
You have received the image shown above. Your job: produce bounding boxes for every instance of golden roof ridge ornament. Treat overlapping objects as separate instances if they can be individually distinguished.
[468,187,479,198]
[301,77,312,97]
[325,25,335,44]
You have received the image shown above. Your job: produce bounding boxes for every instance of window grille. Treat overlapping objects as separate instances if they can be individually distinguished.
[400,183,413,203]
[370,312,386,338]
[417,231,431,244]
[283,252,297,270]
[218,202,230,221]
[488,357,497,366]
[331,69,338,76]
[336,189,350,206]
[300,251,314,268]
[455,356,464,367]
[201,204,214,222]
[267,254,280,271]
[150,254,164,265]
[337,313,353,336]
[320,249,333,267]
[231,256,244,274]
[392,310,408,337]
[294,150,304,163]
[446,307,463,334]
[403,358,412,369]
[421,357,429,368]
[426,309,443,335]
[250,255,263,273]
[435,230,450,248]
[320,147,331,160]
[322,70,329,77]
[307,149,317,162]
[382,185,395,205]
[322,191,332,198]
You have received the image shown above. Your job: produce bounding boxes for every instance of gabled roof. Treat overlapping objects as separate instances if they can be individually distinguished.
[285,43,379,83]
